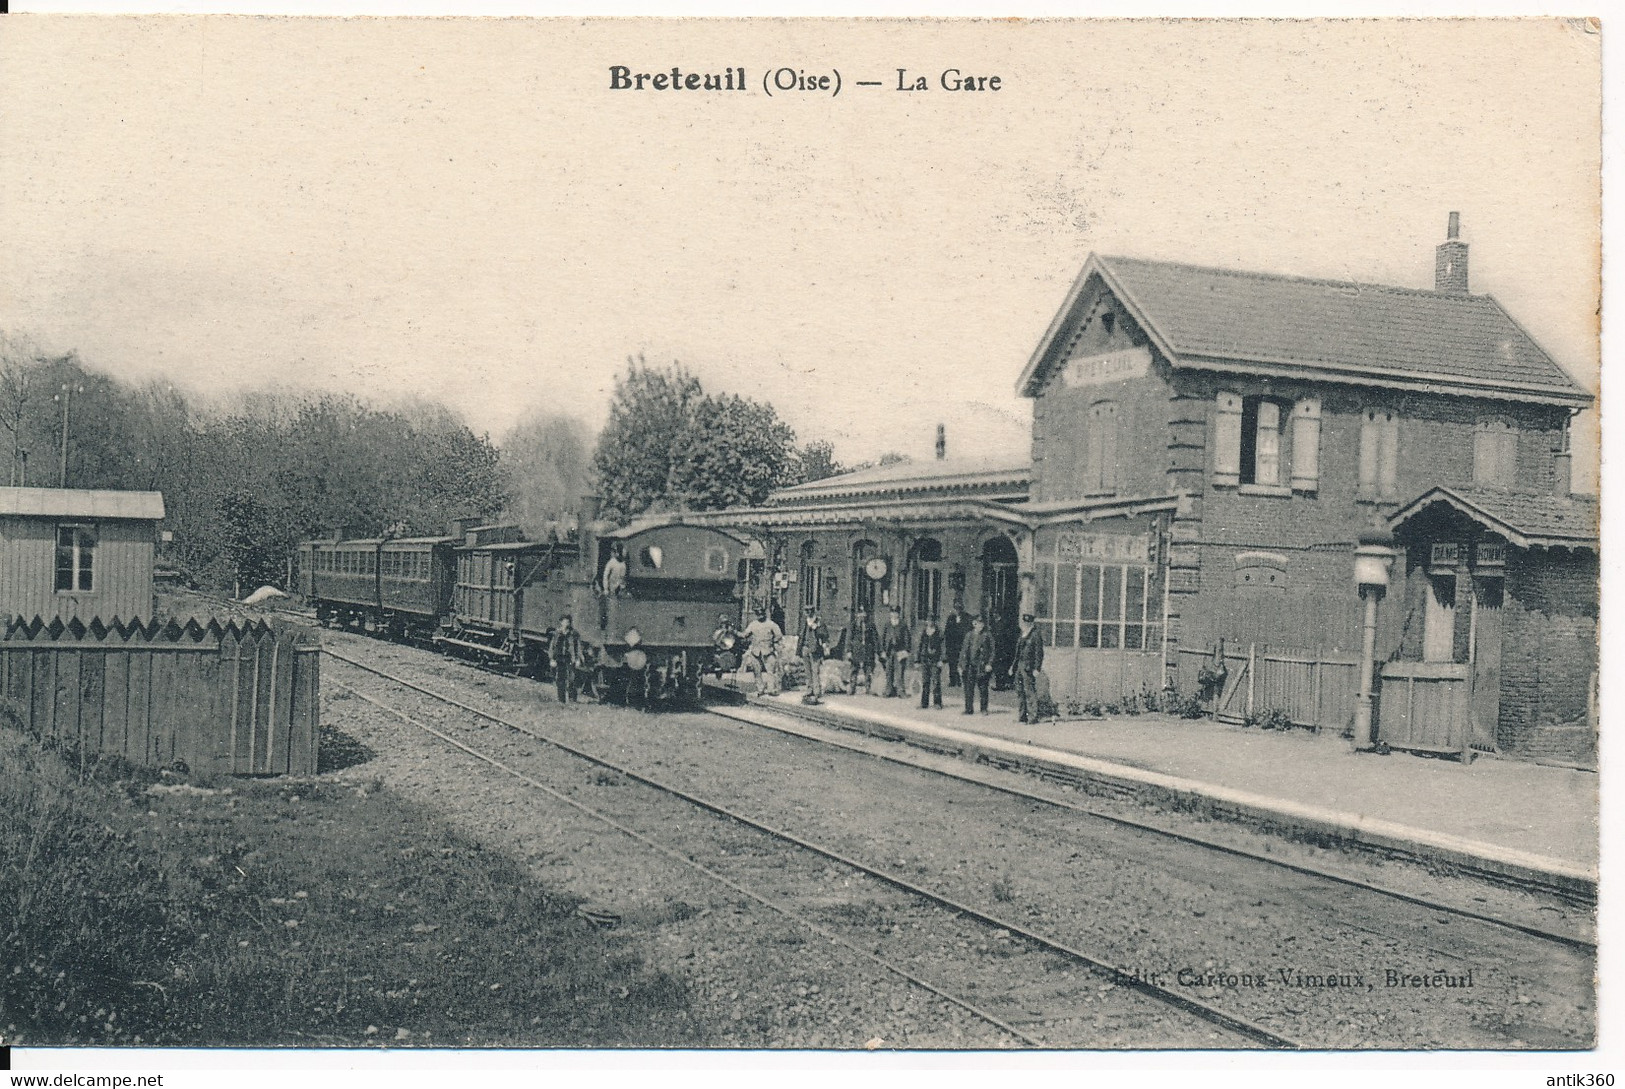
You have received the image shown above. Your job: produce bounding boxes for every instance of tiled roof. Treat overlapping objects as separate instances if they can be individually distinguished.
[1389,486,1598,549]
[1020,254,1592,406]
[0,487,165,520]
[771,455,1031,504]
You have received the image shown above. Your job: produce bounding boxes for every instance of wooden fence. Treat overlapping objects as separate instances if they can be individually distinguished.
[1178,643,1361,733]
[1376,660,1473,758]
[0,615,321,776]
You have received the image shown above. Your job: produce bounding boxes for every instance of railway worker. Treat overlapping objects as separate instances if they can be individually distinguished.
[601,543,628,597]
[943,598,971,689]
[800,611,829,705]
[845,608,879,695]
[549,614,584,704]
[878,608,913,699]
[741,608,783,698]
[914,615,945,710]
[1014,613,1046,724]
[959,614,996,715]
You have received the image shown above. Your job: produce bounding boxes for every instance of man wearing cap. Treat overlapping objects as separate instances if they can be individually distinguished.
[914,614,944,709]
[959,614,995,715]
[1014,613,1045,724]
[549,614,583,705]
[800,611,829,704]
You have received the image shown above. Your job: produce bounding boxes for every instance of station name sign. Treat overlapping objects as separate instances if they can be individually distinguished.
[1062,346,1151,389]
[1055,532,1152,564]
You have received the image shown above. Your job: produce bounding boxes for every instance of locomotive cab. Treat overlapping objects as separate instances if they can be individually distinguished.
[578,520,749,704]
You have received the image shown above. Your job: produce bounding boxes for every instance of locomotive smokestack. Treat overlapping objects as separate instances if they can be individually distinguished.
[935,424,946,461]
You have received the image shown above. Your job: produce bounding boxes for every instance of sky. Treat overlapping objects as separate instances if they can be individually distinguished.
[0,17,1602,485]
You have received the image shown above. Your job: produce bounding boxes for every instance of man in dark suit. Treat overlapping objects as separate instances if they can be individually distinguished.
[549,614,583,704]
[845,608,879,694]
[958,614,996,715]
[914,615,944,709]
[1014,613,1046,723]
[878,608,912,698]
[943,599,970,688]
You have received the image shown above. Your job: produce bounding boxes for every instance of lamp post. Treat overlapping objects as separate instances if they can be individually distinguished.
[1352,528,1397,751]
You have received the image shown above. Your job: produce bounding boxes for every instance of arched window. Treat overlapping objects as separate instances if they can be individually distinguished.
[911,538,943,621]
[799,540,822,612]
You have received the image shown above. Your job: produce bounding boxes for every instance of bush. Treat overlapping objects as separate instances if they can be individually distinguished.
[1243,707,1299,731]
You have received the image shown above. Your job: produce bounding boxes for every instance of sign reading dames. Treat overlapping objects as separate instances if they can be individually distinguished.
[1055,532,1151,564]
[1062,346,1151,389]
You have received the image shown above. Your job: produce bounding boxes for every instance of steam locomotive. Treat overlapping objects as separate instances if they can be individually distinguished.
[294,510,757,704]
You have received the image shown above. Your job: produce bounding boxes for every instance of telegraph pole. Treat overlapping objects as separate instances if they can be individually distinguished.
[56,382,83,488]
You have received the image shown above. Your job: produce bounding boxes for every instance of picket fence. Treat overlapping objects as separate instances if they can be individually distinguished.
[1177,643,1361,733]
[0,615,321,776]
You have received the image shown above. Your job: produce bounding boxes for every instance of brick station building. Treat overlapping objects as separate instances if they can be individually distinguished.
[702,215,1596,760]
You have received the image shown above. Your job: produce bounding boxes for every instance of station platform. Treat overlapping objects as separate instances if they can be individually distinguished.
[732,678,1598,898]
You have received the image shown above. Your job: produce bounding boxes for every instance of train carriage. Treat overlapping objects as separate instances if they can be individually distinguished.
[434,528,579,672]
[294,508,763,707]
[299,534,457,639]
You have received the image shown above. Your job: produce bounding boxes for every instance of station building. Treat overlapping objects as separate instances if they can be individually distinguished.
[701,216,1596,760]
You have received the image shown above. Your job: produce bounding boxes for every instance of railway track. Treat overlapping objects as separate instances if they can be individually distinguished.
[704,700,1597,950]
[324,646,1296,1049]
[296,613,1595,951]
[305,628,1593,1048]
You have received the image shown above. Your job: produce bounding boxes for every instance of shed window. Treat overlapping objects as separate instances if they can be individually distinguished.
[55,525,96,592]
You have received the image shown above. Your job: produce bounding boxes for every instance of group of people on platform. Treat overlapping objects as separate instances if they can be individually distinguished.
[719,600,1049,725]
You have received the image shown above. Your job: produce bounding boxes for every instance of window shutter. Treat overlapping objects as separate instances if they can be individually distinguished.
[1358,411,1379,495]
[1097,402,1118,492]
[1214,392,1242,486]
[1290,398,1321,491]
[1379,415,1399,496]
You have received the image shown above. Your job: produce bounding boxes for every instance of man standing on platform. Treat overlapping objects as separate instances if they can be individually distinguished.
[915,615,944,709]
[878,607,912,698]
[549,614,583,705]
[741,608,783,697]
[800,611,829,705]
[959,614,995,715]
[1014,613,1045,724]
[846,607,879,694]
[943,598,970,688]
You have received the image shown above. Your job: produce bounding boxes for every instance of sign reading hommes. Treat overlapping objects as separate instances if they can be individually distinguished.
[1061,346,1151,389]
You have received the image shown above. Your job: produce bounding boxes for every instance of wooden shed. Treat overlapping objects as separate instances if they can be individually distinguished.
[0,488,166,623]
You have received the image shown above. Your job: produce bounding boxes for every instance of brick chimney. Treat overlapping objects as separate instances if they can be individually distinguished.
[935,423,946,460]
[1435,211,1469,294]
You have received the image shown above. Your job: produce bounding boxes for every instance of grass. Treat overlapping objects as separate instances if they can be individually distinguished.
[0,727,700,1048]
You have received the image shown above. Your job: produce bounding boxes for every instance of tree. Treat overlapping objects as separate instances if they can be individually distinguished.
[667,393,798,510]
[0,332,37,486]
[499,411,594,537]
[592,357,703,522]
[793,439,844,485]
